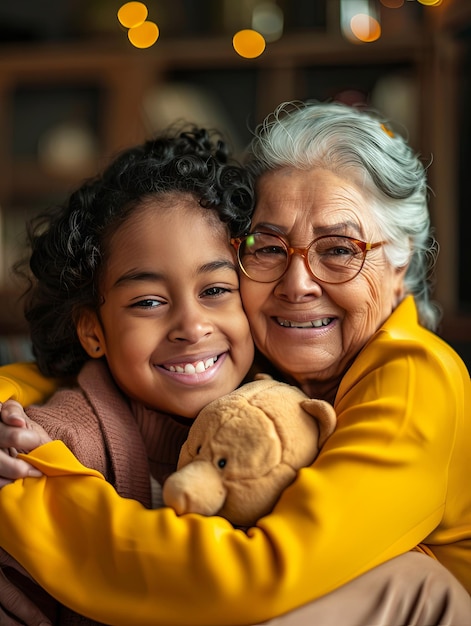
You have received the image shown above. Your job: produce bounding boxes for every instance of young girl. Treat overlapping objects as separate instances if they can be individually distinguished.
[0,126,255,625]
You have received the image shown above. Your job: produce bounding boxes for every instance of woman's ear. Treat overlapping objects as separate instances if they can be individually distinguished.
[393,264,409,307]
[76,310,106,359]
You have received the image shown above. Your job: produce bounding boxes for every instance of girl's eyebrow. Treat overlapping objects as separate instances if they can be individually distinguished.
[198,260,237,274]
[112,260,237,288]
[112,271,164,288]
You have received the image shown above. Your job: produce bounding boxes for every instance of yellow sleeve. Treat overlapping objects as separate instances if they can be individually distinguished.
[0,362,59,405]
[0,333,469,625]
[0,299,469,625]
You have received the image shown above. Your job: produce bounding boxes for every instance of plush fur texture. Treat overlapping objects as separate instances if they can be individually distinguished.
[163,375,336,527]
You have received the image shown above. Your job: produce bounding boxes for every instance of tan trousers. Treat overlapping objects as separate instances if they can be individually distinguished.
[259,553,471,626]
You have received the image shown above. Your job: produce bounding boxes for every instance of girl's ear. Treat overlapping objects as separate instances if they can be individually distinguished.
[76,310,106,358]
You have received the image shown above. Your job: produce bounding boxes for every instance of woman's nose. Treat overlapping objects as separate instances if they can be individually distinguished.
[167,305,213,343]
[274,253,323,301]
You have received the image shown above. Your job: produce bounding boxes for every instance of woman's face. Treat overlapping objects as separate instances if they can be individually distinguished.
[240,167,407,396]
[78,196,254,418]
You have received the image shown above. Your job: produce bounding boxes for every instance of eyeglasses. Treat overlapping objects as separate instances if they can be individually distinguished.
[231,232,384,284]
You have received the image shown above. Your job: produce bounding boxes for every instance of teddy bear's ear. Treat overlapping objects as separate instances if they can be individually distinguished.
[254,373,274,381]
[301,399,337,448]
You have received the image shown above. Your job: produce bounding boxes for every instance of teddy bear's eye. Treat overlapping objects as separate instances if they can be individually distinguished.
[217,458,227,469]
[196,445,201,454]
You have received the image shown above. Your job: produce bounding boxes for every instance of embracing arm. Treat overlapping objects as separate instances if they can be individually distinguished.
[0,362,58,406]
[0,306,469,625]
[0,401,53,626]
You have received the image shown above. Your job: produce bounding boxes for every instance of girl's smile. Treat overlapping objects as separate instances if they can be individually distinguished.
[157,351,227,384]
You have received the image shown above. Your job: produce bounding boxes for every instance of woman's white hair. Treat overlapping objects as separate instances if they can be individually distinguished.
[247,101,440,331]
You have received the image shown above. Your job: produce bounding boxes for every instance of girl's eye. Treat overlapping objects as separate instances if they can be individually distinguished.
[131,298,163,309]
[202,286,232,298]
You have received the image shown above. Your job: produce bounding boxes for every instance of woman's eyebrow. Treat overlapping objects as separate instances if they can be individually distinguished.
[315,222,364,237]
[252,221,364,237]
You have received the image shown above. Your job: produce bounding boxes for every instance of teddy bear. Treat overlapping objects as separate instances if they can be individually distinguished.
[162,375,336,527]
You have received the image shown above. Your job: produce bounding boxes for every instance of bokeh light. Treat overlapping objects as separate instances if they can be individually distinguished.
[350,14,381,42]
[252,2,284,43]
[232,29,266,59]
[379,0,404,8]
[128,21,159,48]
[117,2,148,29]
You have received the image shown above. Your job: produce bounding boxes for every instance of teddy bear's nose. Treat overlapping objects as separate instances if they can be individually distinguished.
[163,461,227,516]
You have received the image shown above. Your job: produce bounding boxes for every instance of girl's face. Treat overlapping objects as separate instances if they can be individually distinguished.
[79,195,254,418]
[240,168,407,398]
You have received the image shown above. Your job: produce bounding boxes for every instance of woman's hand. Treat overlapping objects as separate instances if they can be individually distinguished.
[0,400,51,487]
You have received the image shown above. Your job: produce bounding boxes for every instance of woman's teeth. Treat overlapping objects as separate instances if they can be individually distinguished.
[167,356,218,374]
[277,317,332,328]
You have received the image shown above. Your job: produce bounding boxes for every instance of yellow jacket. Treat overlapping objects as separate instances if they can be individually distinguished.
[0,296,470,626]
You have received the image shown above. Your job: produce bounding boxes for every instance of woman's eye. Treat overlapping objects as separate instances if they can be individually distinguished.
[320,245,358,257]
[330,247,353,256]
[256,246,286,257]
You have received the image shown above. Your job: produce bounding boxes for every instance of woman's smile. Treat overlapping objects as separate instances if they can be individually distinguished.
[275,316,334,329]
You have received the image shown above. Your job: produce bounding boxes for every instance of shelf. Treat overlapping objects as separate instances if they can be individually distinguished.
[0,16,469,336]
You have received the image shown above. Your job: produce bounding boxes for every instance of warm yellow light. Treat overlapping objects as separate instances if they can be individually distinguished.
[417,0,442,5]
[232,29,266,59]
[128,21,159,48]
[350,14,381,42]
[118,2,148,29]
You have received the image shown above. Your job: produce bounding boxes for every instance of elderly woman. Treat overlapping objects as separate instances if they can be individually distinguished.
[0,101,469,626]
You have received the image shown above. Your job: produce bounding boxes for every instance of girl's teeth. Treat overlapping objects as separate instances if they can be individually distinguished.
[168,356,217,374]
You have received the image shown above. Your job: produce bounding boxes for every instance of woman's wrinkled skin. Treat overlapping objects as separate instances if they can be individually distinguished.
[240,167,408,402]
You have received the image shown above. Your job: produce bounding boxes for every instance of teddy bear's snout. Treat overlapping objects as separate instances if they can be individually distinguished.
[163,461,227,516]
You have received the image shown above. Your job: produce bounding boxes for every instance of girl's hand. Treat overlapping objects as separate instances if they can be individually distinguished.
[0,400,51,487]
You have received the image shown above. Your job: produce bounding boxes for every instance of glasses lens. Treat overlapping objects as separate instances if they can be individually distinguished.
[239,233,288,282]
[309,236,365,283]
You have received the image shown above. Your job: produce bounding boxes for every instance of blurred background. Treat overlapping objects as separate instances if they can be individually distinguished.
[0,0,469,367]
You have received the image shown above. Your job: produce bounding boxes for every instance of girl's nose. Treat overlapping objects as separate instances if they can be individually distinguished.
[167,305,213,343]
[273,254,323,302]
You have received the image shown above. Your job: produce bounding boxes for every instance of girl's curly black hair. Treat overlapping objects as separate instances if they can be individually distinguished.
[18,126,254,378]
